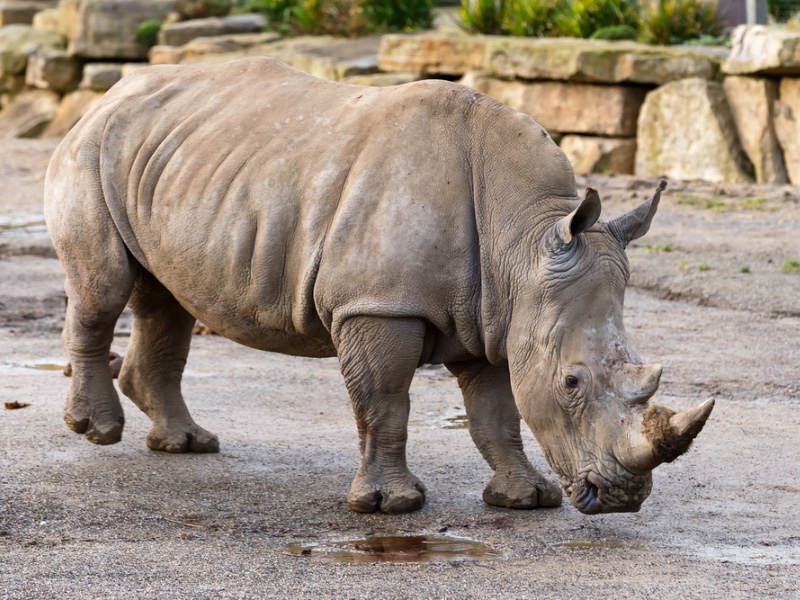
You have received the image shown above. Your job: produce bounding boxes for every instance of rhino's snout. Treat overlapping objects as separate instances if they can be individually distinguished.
[569,471,652,514]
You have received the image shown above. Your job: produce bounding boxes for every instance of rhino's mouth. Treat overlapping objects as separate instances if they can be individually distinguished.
[568,470,652,514]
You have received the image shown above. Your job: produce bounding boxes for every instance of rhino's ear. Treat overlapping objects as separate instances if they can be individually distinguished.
[556,187,602,245]
[610,180,666,247]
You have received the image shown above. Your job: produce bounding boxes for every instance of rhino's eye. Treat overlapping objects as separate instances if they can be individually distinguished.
[565,375,579,389]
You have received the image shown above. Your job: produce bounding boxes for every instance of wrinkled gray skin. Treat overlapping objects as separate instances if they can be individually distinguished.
[44,58,713,515]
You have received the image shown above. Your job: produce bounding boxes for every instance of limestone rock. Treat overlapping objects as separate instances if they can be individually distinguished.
[0,1,54,26]
[723,25,800,75]
[560,135,636,175]
[31,6,59,31]
[342,71,422,87]
[723,76,787,184]
[183,35,381,82]
[485,37,721,85]
[0,88,59,137]
[41,88,101,136]
[79,61,121,90]
[25,47,81,92]
[158,14,267,48]
[635,78,752,183]
[148,44,184,65]
[378,32,489,76]
[0,24,64,90]
[461,72,644,136]
[774,78,800,184]
[68,0,175,60]
[180,31,280,61]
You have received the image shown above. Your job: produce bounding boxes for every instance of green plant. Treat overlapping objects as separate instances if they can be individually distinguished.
[551,0,640,39]
[233,0,297,28]
[175,0,233,20]
[458,0,506,34]
[781,259,800,273]
[135,20,163,46]
[364,0,435,31]
[698,262,711,271]
[590,23,638,39]
[645,242,673,253]
[678,259,689,270]
[640,0,723,46]
[503,0,562,36]
[740,266,751,274]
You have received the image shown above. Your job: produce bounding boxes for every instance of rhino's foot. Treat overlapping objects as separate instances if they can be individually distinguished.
[146,422,219,453]
[483,470,563,509]
[347,472,427,514]
[64,398,124,445]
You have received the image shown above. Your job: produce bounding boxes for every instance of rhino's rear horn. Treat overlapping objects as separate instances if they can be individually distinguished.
[557,188,602,245]
[610,179,666,247]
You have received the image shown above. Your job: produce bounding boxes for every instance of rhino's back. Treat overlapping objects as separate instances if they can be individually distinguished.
[49,58,488,358]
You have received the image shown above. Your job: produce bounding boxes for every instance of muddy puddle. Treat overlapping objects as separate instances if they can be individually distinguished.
[24,363,67,372]
[442,414,468,429]
[281,534,496,563]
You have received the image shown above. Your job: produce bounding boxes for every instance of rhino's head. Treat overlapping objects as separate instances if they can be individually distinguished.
[508,181,713,514]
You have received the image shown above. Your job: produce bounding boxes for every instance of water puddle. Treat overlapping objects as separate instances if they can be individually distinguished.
[24,363,67,372]
[442,414,468,429]
[281,534,496,563]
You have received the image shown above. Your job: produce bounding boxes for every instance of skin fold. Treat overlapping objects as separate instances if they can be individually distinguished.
[44,58,712,514]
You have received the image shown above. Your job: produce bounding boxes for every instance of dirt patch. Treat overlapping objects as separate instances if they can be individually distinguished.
[1,140,798,598]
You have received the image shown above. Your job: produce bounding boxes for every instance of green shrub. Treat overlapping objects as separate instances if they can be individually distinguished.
[175,0,233,20]
[551,0,640,39]
[590,23,638,39]
[233,0,297,27]
[640,0,723,45]
[503,0,562,37]
[364,0,435,31]
[135,19,163,46]
[458,0,506,34]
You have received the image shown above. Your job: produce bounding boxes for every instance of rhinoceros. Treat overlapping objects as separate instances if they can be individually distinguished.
[44,57,713,515]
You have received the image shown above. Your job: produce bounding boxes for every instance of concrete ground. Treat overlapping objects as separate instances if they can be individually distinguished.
[1,140,799,598]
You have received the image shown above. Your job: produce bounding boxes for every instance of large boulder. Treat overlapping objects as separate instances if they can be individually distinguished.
[723,25,800,76]
[157,13,266,48]
[461,71,644,136]
[635,78,752,183]
[78,61,121,90]
[0,24,64,91]
[485,37,722,85]
[68,0,175,60]
[0,88,59,137]
[378,32,489,76]
[25,47,82,92]
[0,1,55,26]
[774,78,800,184]
[560,135,636,175]
[40,87,102,136]
[723,76,787,184]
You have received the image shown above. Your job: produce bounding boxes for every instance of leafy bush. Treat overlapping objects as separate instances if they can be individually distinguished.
[589,23,638,39]
[233,0,297,26]
[459,0,561,37]
[640,0,723,45]
[135,19,163,46]
[364,0,435,31]
[458,0,506,34]
[503,0,562,37]
[551,0,640,39]
[175,0,233,20]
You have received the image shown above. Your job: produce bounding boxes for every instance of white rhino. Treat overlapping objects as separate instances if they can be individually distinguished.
[44,58,713,515]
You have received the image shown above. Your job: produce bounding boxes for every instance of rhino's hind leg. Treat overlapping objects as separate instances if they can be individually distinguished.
[337,316,426,514]
[118,272,219,453]
[446,359,562,509]
[58,248,136,445]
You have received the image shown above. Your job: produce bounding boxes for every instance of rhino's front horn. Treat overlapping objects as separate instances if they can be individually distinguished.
[623,398,715,473]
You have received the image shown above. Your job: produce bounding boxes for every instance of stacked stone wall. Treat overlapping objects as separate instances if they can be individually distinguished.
[2,1,800,186]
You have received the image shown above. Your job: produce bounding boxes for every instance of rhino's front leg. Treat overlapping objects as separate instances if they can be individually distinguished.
[337,316,426,514]
[446,359,562,508]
